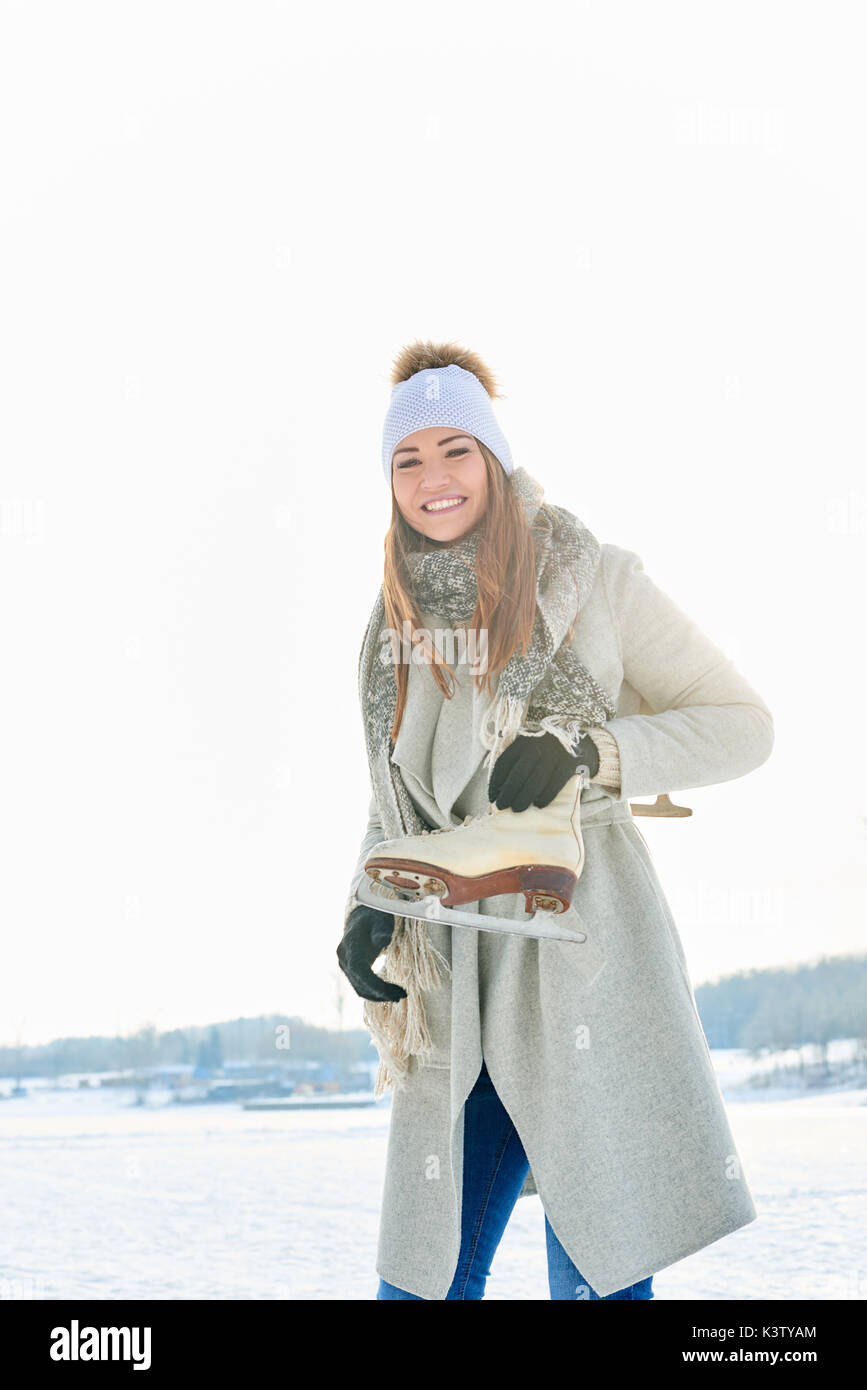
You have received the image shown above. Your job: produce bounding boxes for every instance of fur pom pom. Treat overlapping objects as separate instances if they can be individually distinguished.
[389,339,505,401]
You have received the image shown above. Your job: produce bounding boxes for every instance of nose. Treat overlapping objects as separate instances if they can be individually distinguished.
[419,458,453,488]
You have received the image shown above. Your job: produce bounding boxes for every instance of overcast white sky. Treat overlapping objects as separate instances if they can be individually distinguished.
[1,2,864,1049]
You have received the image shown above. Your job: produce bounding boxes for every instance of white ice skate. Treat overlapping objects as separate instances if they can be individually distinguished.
[354,770,590,944]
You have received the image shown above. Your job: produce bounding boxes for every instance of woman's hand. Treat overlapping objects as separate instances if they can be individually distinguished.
[337,904,408,1003]
[487,730,600,812]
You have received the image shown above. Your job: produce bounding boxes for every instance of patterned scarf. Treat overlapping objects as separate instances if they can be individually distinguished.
[354,466,617,1095]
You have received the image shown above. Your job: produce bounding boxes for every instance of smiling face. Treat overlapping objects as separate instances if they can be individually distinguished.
[391,426,489,541]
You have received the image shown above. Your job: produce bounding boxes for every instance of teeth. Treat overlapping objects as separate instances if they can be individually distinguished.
[424,497,466,512]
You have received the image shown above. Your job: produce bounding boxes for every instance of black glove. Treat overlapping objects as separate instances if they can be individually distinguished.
[337,904,408,1003]
[487,730,600,812]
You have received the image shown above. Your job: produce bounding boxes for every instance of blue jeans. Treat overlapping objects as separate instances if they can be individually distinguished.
[377,1061,655,1300]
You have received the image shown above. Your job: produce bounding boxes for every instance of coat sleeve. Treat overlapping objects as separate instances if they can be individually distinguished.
[342,791,387,932]
[598,546,774,801]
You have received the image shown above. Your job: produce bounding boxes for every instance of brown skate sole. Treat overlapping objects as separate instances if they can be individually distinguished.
[363,856,578,916]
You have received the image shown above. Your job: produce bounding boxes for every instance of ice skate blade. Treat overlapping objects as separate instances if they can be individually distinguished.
[355,876,587,944]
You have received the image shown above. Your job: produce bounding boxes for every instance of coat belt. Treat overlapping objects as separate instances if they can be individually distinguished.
[578,798,636,829]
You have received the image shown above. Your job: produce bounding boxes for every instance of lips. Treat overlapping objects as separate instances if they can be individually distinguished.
[421,496,467,514]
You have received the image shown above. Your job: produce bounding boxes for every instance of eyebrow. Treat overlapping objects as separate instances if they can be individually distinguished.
[393,434,473,458]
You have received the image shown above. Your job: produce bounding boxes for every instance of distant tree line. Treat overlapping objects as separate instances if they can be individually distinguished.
[695,953,867,1055]
[3,955,865,1078]
[0,1014,375,1081]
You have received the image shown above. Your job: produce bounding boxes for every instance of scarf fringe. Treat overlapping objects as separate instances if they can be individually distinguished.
[363,917,452,1099]
[479,689,526,776]
[535,714,589,758]
[479,693,589,768]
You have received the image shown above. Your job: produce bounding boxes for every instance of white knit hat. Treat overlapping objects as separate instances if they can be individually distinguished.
[381,363,513,485]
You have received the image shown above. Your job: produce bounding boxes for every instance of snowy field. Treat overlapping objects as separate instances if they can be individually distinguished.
[1,1054,865,1301]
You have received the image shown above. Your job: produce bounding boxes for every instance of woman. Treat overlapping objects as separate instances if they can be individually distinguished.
[338,341,774,1300]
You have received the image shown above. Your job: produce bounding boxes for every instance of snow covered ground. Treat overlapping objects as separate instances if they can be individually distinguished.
[1,1052,865,1301]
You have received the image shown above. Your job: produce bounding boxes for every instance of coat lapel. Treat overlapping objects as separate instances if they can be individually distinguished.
[390,613,493,821]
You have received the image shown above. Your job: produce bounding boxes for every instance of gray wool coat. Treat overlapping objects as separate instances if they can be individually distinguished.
[346,542,774,1299]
